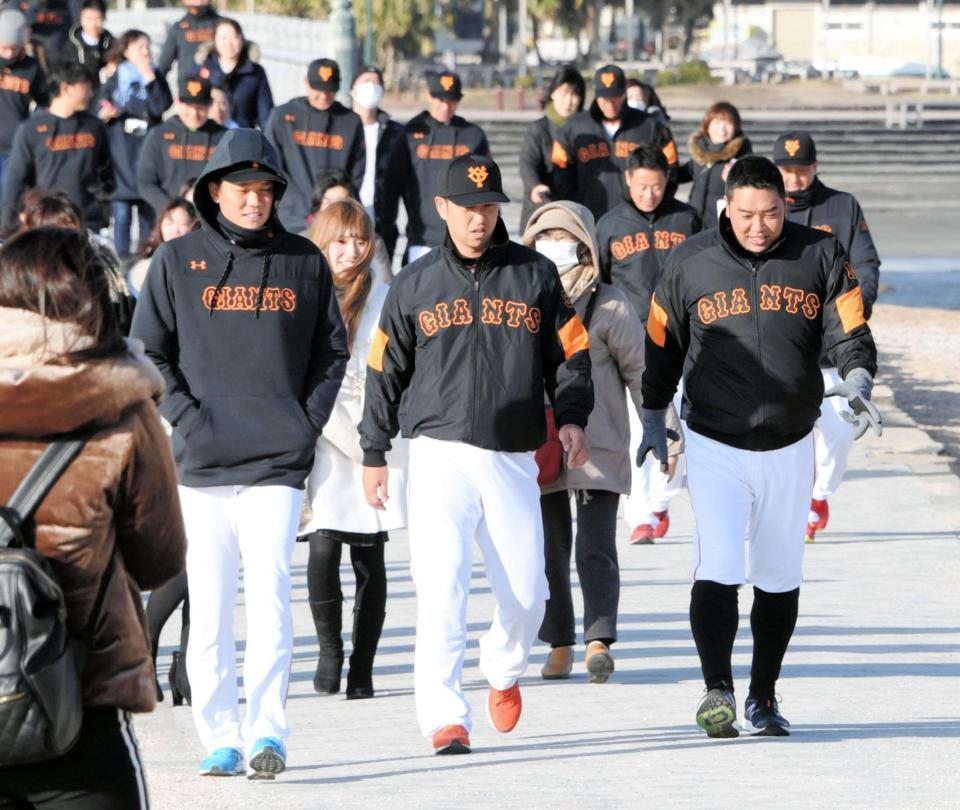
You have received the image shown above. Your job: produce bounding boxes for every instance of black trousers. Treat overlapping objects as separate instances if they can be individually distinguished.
[0,707,149,809]
[144,572,189,671]
[538,489,621,648]
[306,530,387,615]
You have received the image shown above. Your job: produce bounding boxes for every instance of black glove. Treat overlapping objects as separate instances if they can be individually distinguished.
[635,407,680,467]
[824,368,883,440]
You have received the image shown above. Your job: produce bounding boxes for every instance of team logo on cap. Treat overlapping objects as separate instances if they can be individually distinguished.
[600,72,615,88]
[187,80,203,97]
[467,165,489,189]
[784,139,801,157]
[318,65,334,82]
[440,74,455,91]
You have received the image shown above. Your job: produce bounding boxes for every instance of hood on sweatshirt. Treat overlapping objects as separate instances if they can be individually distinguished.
[522,200,599,302]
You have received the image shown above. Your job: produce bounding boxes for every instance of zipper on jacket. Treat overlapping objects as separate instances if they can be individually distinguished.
[750,259,766,428]
[467,272,481,442]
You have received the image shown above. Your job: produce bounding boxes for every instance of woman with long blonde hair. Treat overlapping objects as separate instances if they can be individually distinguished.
[302,199,406,699]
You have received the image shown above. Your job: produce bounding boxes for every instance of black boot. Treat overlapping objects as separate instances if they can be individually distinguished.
[310,599,344,695]
[346,609,385,699]
[168,651,191,706]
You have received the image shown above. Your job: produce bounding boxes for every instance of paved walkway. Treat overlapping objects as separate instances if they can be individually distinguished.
[137,383,960,809]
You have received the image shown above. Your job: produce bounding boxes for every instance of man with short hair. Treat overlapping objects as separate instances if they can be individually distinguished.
[773,131,882,543]
[157,0,220,86]
[381,70,491,262]
[61,0,113,94]
[264,58,365,234]
[0,9,48,189]
[131,128,349,780]
[553,64,678,220]
[137,74,226,217]
[350,64,404,258]
[360,153,593,754]
[595,144,700,544]
[2,60,112,231]
[641,155,880,739]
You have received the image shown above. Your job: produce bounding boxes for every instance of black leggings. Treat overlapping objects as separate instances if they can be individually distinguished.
[306,531,387,614]
[144,573,189,664]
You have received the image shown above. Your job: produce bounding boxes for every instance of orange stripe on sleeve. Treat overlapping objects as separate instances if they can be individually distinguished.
[368,328,389,372]
[662,140,678,166]
[557,315,590,360]
[835,286,866,334]
[551,140,568,169]
[647,294,668,347]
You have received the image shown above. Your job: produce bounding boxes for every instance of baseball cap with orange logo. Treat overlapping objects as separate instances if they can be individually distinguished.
[308,58,341,92]
[773,131,817,166]
[428,70,463,101]
[593,64,626,98]
[439,154,509,207]
[179,74,212,105]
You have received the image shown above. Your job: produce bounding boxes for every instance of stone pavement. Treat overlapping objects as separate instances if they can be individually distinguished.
[137,385,960,810]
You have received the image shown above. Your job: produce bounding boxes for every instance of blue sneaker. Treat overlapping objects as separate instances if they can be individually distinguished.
[199,747,244,776]
[743,695,791,736]
[247,737,286,780]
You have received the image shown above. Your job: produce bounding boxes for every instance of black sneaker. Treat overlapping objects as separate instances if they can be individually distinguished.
[696,687,739,738]
[743,696,790,736]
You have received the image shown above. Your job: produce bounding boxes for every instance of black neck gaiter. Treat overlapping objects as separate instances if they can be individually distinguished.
[216,212,275,249]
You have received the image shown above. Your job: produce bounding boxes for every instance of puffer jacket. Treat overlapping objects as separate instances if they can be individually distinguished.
[678,132,752,229]
[0,309,187,713]
[522,200,681,495]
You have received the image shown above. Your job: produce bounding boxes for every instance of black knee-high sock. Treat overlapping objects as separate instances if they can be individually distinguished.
[689,580,739,691]
[749,586,799,701]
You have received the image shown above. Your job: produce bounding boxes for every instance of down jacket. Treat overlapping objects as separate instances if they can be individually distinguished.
[0,309,187,713]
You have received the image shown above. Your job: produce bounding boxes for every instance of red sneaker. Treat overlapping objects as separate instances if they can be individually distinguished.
[630,523,655,545]
[486,682,522,733]
[432,724,471,755]
[806,498,829,543]
[652,510,671,539]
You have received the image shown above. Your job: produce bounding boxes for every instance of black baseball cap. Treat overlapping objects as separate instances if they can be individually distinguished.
[219,163,283,185]
[308,58,341,92]
[773,131,817,166]
[594,64,626,98]
[179,74,212,105]
[428,70,463,101]
[440,154,509,206]
[352,64,384,86]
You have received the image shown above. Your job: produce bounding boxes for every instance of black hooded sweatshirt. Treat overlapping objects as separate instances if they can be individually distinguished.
[380,110,490,251]
[264,98,366,234]
[130,128,350,488]
[642,213,877,452]
[156,4,221,85]
[0,52,48,156]
[137,115,226,216]
[596,195,701,324]
[1,108,113,229]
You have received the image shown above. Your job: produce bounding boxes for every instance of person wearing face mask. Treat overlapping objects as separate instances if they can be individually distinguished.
[0,9,49,191]
[625,78,669,129]
[552,64,678,221]
[677,101,752,230]
[518,64,584,232]
[596,146,700,544]
[265,58,365,235]
[380,70,491,264]
[772,131,881,544]
[522,199,682,683]
[301,198,407,700]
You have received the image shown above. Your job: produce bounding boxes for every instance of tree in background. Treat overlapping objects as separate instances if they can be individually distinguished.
[353,0,437,76]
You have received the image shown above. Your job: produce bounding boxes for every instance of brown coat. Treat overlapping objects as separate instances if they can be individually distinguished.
[0,308,186,713]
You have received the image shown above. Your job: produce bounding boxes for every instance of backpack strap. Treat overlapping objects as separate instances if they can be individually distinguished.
[0,434,91,549]
[581,285,600,330]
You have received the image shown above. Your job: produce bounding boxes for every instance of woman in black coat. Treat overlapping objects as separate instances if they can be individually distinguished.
[198,17,273,130]
[677,101,752,229]
[97,29,172,256]
[518,65,585,231]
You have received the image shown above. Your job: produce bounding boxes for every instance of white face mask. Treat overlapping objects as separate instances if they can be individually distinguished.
[536,239,580,274]
[354,81,384,110]
[627,99,646,111]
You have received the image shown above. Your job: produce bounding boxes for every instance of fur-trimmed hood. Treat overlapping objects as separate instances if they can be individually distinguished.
[688,132,750,167]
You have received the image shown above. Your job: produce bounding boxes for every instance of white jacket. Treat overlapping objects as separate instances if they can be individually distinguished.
[303,278,407,534]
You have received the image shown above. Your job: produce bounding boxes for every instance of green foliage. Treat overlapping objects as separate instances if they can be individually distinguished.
[656,59,715,86]
[353,0,438,62]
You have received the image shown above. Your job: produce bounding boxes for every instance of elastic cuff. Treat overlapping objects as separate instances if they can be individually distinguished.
[362,449,387,467]
[554,409,588,430]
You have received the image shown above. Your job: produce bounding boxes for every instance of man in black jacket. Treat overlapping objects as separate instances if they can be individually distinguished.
[264,58,365,235]
[0,8,48,189]
[137,74,226,217]
[131,129,348,781]
[157,0,220,86]
[773,131,882,543]
[350,64,404,259]
[381,70,490,263]
[596,144,700,544]
[1,60,112,231]
[640,156,880,739]
[60,0,112,94]
[552,64,678,220]
[360,154,593,755]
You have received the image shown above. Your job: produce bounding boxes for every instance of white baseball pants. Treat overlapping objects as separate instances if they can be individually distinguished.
[407,436,548,737]
[685,428,814,593]
[179,484,302,757]
[813,367,857,501]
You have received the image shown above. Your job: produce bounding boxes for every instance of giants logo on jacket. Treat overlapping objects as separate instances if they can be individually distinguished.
[611,230,687,259]
[695,285,822,325]
[0,73,29,94]
[167,144,217,161]
[292,131,344,150]
[202,285,297,312]
[45,133,96,152]
[415,144,471,161]
[416,297,542,337]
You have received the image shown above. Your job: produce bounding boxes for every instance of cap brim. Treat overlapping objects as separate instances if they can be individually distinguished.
[429,91,463,101]
[594,87,625,98]
[445,190,509,206]
[220,168,285,185]
[308,80,340,92]
[773,157,815,167]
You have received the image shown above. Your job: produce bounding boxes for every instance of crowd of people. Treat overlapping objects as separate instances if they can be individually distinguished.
[0,3,887,803]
